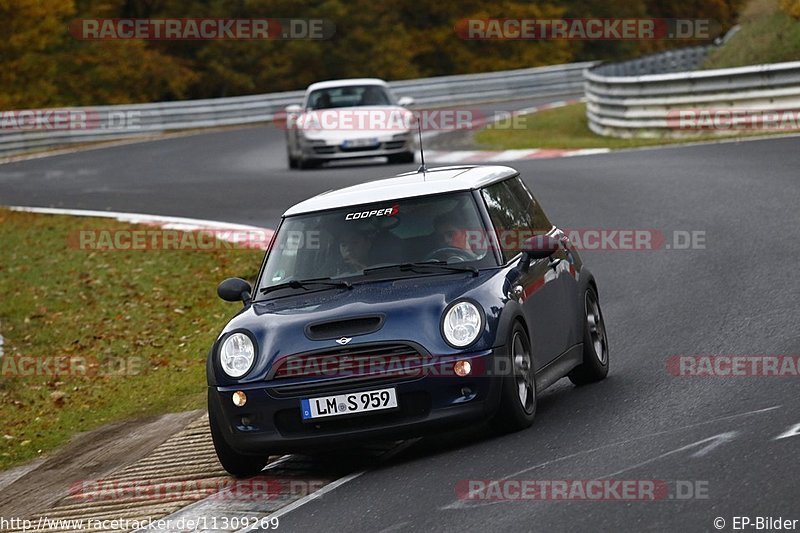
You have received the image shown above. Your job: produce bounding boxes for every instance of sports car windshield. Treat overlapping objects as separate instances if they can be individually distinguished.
[258,192,497,293]
[307,85,393,110]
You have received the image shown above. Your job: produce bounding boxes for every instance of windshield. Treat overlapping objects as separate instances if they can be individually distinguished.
[257,192,497,294]
[307,85,393,110]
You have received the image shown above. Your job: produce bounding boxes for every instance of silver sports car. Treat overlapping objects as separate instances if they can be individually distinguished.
[284,78,416,169]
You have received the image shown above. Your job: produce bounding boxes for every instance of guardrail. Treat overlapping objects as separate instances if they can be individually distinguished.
[0,62,594,158]
[584,45,800,138]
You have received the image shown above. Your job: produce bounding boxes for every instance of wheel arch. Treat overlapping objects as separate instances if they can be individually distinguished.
[493,298,531,352]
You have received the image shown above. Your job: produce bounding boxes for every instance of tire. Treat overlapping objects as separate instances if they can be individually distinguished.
[568,285,610,386]
[287,150,298,169]
[492,322,537,433]
[388,152,415,164]
[208,397,268,477]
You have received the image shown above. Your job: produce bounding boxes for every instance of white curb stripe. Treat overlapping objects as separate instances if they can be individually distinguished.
[562,148,612,157]
[9,206,274,250]
[424,147,610,163]
[485,149,540,162]
[9,206,263,230]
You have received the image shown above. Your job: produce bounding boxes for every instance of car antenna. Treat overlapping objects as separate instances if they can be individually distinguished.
[415,112,427,178]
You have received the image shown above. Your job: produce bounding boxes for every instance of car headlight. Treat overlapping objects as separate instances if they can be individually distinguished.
[298,113,321,131]
[219,332,255,378]
[442,301,483,348]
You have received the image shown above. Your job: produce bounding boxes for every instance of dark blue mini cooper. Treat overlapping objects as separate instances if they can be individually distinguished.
[208,165,609,476]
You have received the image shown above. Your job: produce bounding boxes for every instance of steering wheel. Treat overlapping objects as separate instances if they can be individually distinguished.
[425,247,476,263]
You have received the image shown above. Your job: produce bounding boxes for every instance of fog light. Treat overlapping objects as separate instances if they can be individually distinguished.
[232,391,247,407]
[454,360,472,377]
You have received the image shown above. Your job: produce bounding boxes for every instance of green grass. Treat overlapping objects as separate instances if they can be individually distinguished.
[0,209,263,469]
[703,0,800,69]
[474,103,740,151]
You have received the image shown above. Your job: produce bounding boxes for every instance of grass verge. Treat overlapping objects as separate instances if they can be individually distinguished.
[703,0,800,69]
[0,209,263,470]
[474,103,790,151]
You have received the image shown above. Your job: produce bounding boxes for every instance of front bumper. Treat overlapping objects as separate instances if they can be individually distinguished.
[299,136,413,161]
[209,347,503,455]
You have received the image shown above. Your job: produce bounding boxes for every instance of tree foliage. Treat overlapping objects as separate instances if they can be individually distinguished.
[0,0,743,108]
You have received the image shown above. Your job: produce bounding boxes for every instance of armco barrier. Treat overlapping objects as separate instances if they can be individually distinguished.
[584,43,800,137]
[0,62,595,157]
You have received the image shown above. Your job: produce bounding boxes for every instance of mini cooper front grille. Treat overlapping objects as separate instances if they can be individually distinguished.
[267,343,428,398]
[270,343,425,381]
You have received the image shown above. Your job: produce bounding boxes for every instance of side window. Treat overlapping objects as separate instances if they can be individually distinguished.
[481,177,552,262]
[506,177,553,234]
[481,179,530,262]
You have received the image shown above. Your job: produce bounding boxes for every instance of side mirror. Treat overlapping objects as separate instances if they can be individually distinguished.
[519,235,560,269]
[397,96,415,107]
[217,277,252,305]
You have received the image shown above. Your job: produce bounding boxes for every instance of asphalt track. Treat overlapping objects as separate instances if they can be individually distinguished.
[1,96,798,532]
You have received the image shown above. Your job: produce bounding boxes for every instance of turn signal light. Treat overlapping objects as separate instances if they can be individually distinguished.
[232,390,247,407]
[454,360,472,377]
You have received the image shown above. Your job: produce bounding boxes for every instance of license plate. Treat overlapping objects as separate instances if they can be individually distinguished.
[301,388,398,420]
[342,138,378,148]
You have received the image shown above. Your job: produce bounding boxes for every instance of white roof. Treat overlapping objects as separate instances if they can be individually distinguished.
[306,78,389,93]
[283,165,518,216]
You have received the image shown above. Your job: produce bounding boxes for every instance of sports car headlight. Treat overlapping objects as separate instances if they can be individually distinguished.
[298,114,321,131]
[219,332,255,378]
[442,301,483,348]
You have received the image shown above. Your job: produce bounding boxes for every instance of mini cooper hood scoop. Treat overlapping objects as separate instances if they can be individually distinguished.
[304,315,385,341]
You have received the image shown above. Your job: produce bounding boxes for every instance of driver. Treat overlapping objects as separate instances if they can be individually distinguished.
[314,92,332,110]
[432,214,472,253]
[360,85,386,106]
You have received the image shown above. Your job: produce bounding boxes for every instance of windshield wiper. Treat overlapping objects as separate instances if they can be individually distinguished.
[362,261,479,277]
[259,277,352,295]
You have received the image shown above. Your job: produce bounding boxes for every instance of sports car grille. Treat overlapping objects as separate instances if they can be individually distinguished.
[383,140,406,150]
[311,145,336,154]
[339,144,381,152]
